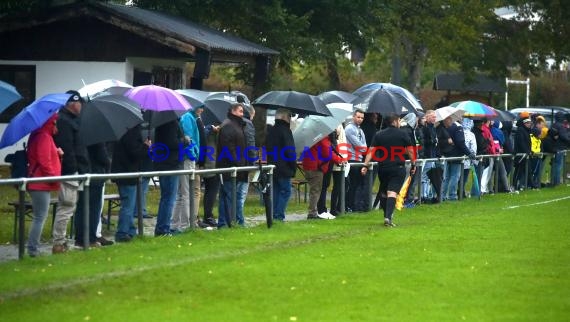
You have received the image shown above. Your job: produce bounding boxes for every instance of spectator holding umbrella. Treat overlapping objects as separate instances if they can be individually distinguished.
[266,108,296,222]
[26,114,63,257]
[302,136,332,220]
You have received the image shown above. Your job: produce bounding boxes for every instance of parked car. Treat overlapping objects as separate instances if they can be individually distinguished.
[509,106,570,127]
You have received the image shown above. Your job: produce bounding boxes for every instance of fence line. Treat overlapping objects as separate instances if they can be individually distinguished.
[1,150,568,260]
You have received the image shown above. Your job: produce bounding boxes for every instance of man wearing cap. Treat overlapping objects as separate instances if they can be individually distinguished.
[513,115,532,190]
[52,90,89,253]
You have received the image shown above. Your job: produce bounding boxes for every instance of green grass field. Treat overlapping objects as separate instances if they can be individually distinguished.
[0,184,568,321]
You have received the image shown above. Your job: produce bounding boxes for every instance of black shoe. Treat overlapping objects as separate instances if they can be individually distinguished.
[197,221,210,228]
[307,214,323,220]
[142,213,154,219]
[204,218,217,227]
[115,235,132,243]
[96,237,115,246]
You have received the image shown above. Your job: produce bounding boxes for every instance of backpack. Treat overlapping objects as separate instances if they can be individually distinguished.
[4,143,29,179]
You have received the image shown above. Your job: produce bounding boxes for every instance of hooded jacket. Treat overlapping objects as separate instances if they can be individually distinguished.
[27,114,61,191]
[216,112,247,181]
[551,112,570,149]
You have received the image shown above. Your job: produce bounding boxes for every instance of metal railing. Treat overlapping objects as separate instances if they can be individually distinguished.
[0,165,275,260]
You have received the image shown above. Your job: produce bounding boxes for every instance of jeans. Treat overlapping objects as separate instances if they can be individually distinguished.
[218,180,247,227]
[75,179,104,244]
[421,161,435,199]
[134,177,150,217]
[116,184,137,239]
[203,175,220,223]
[273,177,292,221]
[551,152,564,186]
[172,160,197,231]
[443,162,461,200]
[27,190,51,256]
[237,180,249,224]
[155,175,180,235]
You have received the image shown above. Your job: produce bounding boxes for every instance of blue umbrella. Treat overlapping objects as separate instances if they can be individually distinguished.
[353,83,423,112]
[0,80,23,114]
[0,93,71,149]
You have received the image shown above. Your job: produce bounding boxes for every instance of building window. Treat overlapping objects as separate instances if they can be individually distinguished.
[0,65,35,123]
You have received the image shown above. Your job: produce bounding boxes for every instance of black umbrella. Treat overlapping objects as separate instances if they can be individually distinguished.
[493,108,516,122]
[143,109,187,129]
[202,98,233,125]
[317,90,357,104]
[176,89,212,107]
[79,95,144,146]
[252,90,331,116]
[352,88,418,116]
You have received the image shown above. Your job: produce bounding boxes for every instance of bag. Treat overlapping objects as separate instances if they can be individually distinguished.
[4,143,29,178]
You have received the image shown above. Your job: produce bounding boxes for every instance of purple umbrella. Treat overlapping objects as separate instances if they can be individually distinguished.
[125,85,191,128]
[0,93,71,149]
[125,85,191,111]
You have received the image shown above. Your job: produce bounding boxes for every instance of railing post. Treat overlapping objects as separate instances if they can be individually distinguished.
[231,168,237,226]
[340,164,346,215]
[136,176,143,237]
[189,169,196,229]
[267,167,274,228]
[458,157,465,200]
[417,160,423,205]
[494,156,499,194]
[18,182,26,260]
[524,154,529,189]
[82,177,90,250]
[367,162,375,211]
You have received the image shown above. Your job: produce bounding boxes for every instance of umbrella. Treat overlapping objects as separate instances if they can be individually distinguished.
[78,95,144,146]
[79,79,133,99]
[252,90,331,116]
[176,89,212,107]
[125,85,192,128]
[435,105,465,122]
[0,80,23,114]
[493,108,515,122]
[450,101,497,119]
[292,106,350,153]
[201,94,239,125]
[353,83,423,112]
[352,88,418,115]
[0,93,71,149]
[318,90,357,104]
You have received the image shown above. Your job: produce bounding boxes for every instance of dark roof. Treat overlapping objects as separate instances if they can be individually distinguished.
[100,3,278,57]
[0,2,278,62]
[433,73,505,93]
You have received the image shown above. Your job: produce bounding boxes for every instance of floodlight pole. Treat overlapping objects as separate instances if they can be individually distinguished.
[505,78,530,110]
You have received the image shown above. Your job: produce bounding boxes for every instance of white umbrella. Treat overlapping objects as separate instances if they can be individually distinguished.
[79,79,133,99]
[293,105,352,154]
[435,106,465,122]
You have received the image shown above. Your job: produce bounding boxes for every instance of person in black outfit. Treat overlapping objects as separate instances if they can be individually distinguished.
[513,117,532,190]
[111,124,151,242]
[74,142,111,247]
[266,108,297,221]
[361,113,415,227]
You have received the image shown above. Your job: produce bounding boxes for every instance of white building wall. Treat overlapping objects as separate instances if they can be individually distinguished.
[0,60,129,166]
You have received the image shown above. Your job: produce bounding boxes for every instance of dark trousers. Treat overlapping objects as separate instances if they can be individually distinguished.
[202,175,220,222]
[346,162,364,211]
[329,171,343,215]
[317,167,333,214]
[75,180,104,243]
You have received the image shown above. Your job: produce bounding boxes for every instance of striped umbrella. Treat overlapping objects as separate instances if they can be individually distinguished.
[450,101,497,119]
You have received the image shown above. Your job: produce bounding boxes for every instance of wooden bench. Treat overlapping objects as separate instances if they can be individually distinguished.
[291,179,308,203]
[104,194,121,229]
[8,198,58,243]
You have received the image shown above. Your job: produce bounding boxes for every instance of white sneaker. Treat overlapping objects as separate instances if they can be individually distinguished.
[319,212,336,220]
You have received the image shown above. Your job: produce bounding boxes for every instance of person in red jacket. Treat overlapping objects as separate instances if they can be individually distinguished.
[26,113,63,257]
[302,136,335,219]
